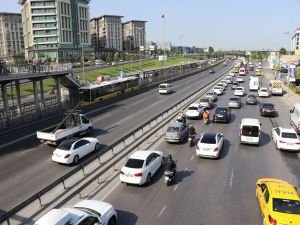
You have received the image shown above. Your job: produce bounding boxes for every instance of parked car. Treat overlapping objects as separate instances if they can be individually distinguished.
[231,82,239,90]
[236,76,244,83]
[228,96,241,108]
[199,97,213,109]
[205,91,218,102]
[234,87,245,96]
[185,103,204,119]
[259,103,276,117]
[164,122,188,143]
[272,127,300,151]
[258,87,270,97]
[52,138,100,164]
[196,132,224,158]
[120,150,163,185]
[34,200,117,225]
[213,106,231,123]
[246,94,258,105]
[213,86,223,95]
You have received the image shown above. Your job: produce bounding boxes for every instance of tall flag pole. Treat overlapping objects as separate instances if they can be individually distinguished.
[161,14,166,55]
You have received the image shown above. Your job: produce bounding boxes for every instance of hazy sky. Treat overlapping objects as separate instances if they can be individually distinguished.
[4,0,300,50]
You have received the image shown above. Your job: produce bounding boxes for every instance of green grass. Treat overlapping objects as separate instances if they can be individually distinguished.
[1,56,197,98]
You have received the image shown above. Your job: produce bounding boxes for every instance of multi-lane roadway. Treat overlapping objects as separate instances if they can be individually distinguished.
[0,62,231,212]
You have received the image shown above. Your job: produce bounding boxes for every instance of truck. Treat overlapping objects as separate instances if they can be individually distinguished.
[37,110,93,145]
[268,80,283,96]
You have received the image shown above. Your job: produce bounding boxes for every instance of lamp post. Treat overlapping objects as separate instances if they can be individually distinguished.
[77,33,85,84]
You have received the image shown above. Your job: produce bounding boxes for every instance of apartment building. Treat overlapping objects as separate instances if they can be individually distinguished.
[291,27,300,52]
[90,15,123,55]
[19,0,92,62]
[122,20,146,52]
[0,13,24,62]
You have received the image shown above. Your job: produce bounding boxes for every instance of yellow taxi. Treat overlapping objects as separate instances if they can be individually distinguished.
[256,178,300,225]
[256,69,263,76]
[234,67,239,73]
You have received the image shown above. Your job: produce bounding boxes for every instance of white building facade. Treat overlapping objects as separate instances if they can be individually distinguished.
[291,27,300,52]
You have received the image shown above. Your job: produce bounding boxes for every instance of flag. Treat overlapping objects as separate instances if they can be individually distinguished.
[161,14,165,19]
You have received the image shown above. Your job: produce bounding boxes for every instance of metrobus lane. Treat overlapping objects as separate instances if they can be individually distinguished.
[85,78,299,225]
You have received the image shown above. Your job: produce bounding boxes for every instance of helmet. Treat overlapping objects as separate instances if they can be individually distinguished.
[167,154,172,160]
[189,124,194,129]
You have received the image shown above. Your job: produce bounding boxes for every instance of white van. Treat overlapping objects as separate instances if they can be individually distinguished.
[249,77,260,91]
[239,67,246,76]
[290,103,300,134]
[159,83,172,94]
[240,118,261,145]
[269,80,283,96]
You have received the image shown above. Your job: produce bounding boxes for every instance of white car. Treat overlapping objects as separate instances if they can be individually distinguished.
[234,87,245,96]
[236,76,244,83]
[159,83,172,94]
[213,86,223,95]
[228,71,235,77]
[120,150,163,185]
[272,127,300,151]
[205,91,218,102]
[52,137,100,164]
[185,103,204,119]
[220,80,228,87]
[196,132,224,158]
[258,87,270,97]
[34,200,117,225]
[216,83,226,90]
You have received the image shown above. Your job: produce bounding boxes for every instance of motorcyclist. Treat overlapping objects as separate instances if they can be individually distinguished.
[165,154,176,173]
[176,110,186,124]
[202,108,209,120]
[188,124,196,136]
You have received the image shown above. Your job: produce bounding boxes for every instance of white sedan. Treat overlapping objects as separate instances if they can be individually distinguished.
[220,80,228,87]
[234,87,245,96]
[272,127,300,151]
[120,150,163,185]
[52,137,100,164]
[213,86,223,95]
[196,132,224,158]
[258,87,270,97]
[236,76,244,83]
[185,103,204,119]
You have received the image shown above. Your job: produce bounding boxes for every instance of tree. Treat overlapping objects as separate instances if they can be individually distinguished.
[208,46,214,53]
[279,47,287,55]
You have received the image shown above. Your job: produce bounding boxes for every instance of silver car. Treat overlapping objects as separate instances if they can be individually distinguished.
[164,122,188,143]
[205,91,218,102]
[228,96,241,108]
[199,97,213,109]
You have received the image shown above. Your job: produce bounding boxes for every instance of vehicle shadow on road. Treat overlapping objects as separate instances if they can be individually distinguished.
[219,139,230,159]
[259,131,271,147]
[173,169,194,185]
[115,210,138,225]
[92,127,110,136]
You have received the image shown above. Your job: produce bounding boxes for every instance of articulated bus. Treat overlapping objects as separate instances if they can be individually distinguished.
[79,76,139,106]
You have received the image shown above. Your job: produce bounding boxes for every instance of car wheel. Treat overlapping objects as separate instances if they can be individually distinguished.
[87,127,93,136]
[94,143,100,151]
[73,155,79,164]
[147,173,151,184]
[107,216,117,225]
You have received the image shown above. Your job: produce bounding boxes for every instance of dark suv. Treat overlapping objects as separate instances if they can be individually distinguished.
[213,107,231,123]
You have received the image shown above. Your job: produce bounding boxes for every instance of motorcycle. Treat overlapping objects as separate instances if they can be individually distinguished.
[188,134,196,147]
[164,169,176,186]
[204,118,209,124]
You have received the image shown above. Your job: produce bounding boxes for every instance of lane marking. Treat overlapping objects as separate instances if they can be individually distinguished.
[190,155,195,161]
[173,184,178,192]
[158,205,166,217]
[93,113,111,122]
[229,168,234,189]
[100,179,120,201]
[0,133,35,150]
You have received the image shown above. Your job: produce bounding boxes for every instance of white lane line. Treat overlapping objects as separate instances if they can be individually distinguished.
[190,155,195,161]
[229,168,234,189]
[93,113,111,122]
[0,133,35,149]
[158,205,166,217]
[100,180,120,201]
[173,184,179,192]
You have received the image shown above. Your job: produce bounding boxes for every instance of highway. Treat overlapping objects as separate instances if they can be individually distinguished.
[0,62,230,212]
[81,62,300,225]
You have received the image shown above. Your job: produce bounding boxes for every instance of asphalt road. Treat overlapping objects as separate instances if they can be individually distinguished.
[0,62,231,213]
[90,62,300,225]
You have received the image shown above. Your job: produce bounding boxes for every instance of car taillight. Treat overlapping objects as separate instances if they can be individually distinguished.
[296,142,300,145]
[120,170,125,175]
[268,215,277,225]
[279,140,286,143]
[134,173,143,177]
[64,154,70,158]
[213,147,218,152]
[240,128,242,136]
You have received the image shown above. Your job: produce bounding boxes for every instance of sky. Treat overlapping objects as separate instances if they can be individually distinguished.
[3,0,300,51]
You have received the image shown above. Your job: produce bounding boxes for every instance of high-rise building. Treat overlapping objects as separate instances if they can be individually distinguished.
[122,20,146,52]
[90,15,123,55]
[19,0,92,62]
[291,27,300,52]
[0,12,24,61]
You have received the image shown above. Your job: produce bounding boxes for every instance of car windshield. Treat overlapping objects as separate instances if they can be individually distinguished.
[125,158,144,169]
[58,140,77,151]
[206,93,213,96]
[200,134,216,144]
[273,198,300,214]
[167,126,180,132]
[282,132,298,139]
[188,106,198,111]
[200,99,209,102]
[216,108,227,114]
[214,86,220,89]
[242,126,259,137]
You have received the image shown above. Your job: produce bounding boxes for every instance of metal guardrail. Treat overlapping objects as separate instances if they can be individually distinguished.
[0,61,232,225]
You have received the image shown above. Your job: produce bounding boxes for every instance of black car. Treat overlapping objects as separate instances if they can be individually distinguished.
[280,67,288,73]
[246,94,257,105]
[209,69,215,73]
[213,106,231,123]
[259,103,276,117]
[231,82,239,90]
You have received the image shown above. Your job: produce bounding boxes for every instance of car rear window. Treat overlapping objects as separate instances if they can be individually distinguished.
[58,140,77,150]
[273,198,300,214]
[242,126,259,137]
[125,158,144,169]
[200,98,209,102]
[215,108,227,114]
[167,126,179,132]
[230,97,239,101]
[282,132,298,139]
[188,106,198,111]
[206,93,213,96]
[236,87,243,90]
[263,104,274,109]
[200,135,216,144]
